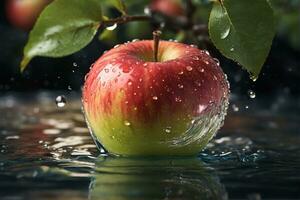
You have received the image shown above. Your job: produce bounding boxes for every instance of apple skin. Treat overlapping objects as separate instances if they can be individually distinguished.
[5,0,52,30]
[83,40,229,156]
[150,0,184,17]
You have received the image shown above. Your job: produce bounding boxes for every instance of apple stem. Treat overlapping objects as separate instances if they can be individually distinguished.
[153,30,161,62]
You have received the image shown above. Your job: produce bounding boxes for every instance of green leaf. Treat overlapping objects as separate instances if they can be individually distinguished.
[21,0,103,72]
[209,0,276,80]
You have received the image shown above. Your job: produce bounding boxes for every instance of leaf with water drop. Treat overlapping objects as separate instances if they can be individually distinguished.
[21,0,103,72]
[209,0,275,79]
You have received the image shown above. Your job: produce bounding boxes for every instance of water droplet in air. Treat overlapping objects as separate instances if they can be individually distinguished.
[144,7,151,15]
[124,121,131,126]
[248,90,256,99]
[152,96,158,100]
[250,74,258,82]
[72,62,78,67]
[67,85,72,91]
[132,39,139,42]
[230,47,234,52]
[55,95,66,108]
[160,22,166,28]
[221,27,230,39]
[232,104,239,112]
[186,66,193,71]
[106,23,117,31]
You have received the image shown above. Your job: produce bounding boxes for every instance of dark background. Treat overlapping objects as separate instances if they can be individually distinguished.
[0,0,300,98]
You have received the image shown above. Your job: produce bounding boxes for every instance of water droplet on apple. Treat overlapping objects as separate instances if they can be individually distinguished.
[128,81,132,86]
[152,96,158,100]
[106,23,117,31]
[164,127,172,133]
[232,104,239,112]
[200,68,205,72]
[193,56,200,61]
[111,135,115,139]
[248,90,256,99]
[204,50,210,56]
[213,58,220,66]
[221,27,230,39]
[124,120,131,126]
[178,84,184,89]
[55,95,66,108]
[132,39,139,42]
[190,44,197,48]
[178,71,184,75]
[114,44,120,49]
[175,97,182,103]
[104,68,109,73]
[204,61,209,65]
[186,66,193,71]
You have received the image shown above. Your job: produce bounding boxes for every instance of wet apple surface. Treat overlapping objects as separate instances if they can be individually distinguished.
[83,40,229,156]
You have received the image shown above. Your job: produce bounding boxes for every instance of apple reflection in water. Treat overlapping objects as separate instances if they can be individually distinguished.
[89,157,228,200]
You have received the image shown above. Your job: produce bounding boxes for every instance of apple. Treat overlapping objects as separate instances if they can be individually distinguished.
[82,40,229,156]
[149,0,184,18]
[5,0,52,30]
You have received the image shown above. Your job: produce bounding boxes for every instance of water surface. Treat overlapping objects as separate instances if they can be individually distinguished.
[0,92,299,199]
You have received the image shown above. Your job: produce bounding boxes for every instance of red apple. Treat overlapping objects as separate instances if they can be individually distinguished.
[150,0,184,17]
[5,0,52,30]
[82,40,229,156]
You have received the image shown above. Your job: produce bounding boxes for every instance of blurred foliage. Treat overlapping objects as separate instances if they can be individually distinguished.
[271,0,300,50]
